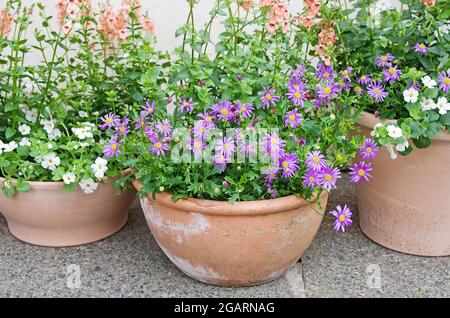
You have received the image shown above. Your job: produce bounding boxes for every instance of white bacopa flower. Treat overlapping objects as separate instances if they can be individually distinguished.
[3,141,18,152]
[436,97,450,115]
[395,141,410,152]
[63,172,76,185]
[421,76,437,89]
[19,137,31,147]
[41,152,61,171]
[48,128,62,141]
[421,98,437,111]
[47,143,53,149]
[18,124,31,136]
[71,125,93,140]
[403,88,419,103]
[25,108,38,123]
[79,178,98,195]
[78,111,88,118]
[387,125,403,139]
[91,157,108,179]
[79,142,90,148]
[40,119,56,134]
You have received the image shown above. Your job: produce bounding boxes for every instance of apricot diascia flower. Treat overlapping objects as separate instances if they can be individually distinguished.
[0,8,13,37]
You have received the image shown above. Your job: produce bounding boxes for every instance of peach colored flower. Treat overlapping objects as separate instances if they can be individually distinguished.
[0,8,13,37]
[421,0,436,7]
[142,17,155,34]
[240,0,254,12]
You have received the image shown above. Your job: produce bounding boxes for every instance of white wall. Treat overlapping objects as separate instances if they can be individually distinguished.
[0,0,304,53]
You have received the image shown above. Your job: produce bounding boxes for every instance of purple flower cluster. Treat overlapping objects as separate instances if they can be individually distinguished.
[349,138,379,184]
[302,150,341,190]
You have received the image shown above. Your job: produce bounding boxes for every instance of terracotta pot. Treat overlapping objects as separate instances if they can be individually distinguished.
[0,173,136,247]
[356,111,450,256]
[133,180,328,287]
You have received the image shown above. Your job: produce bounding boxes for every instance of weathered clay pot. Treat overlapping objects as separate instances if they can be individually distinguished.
[357,111,450,256]
[133,180,328,287]
[0,174,136,247]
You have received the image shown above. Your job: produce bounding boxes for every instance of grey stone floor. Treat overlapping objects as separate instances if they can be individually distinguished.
[0,175,449,298]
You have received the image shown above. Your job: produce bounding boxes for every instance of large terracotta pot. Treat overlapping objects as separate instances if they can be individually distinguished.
[133,180,328,287]
[0,173,136,247]
[357,111,450,256]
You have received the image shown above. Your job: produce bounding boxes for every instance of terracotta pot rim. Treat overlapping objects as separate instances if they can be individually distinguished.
[358,111,450,142]
[132,179,326,216]
[0,168,132,190]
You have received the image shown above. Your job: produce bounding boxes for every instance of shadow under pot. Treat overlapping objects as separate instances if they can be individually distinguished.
[133,180,328,287]
[0,173,136,247]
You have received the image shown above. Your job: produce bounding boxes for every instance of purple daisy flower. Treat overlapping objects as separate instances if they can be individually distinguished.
[116,117,130,136]
[367,80,388,102]
[266,183,278,199]
[100,113,120,130]
[383,65,402,83]
[179,98,193,113]
[265,167,279,184]
[349,161,373,184]
[150,139,169,156]
[438,71,450,92]
[216,137,235,160]
[284,109,303,128]
[145,126,158,143]
[353,85,364,95]
[413,43,428,55]
[214,153,227,171]
[357,74,372,85]
[293,137,306,146]
[260,87,280,108]
[306,150,326,171]
[340,66,353,80]
[359,139,379,160]
[337,80,351,92]
[330,205,352,232]
[235,101,254,119]
[316,63,334,81]
[264,132,286,158]
[376,53,394,68]
[193,121,209,140]
[286,85,307,106]
[291,65,306,80]
[135,112,148,130]
[156,119,172,137]
[316,81,338,101]
[302,169,321,189]
[279,153,299,178]
[103,136,122,158]
[190,138,205,160]
[319,165,341,190]
[143,101,156,115]
[198,111,216,128]
[211,100,234,121]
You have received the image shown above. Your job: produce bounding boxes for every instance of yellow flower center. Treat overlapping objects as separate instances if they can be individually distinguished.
[366,147,372,153]
[221,109,228,115]
[270,172,275,178]
[323,87,331,95]
[271,137,277,144]
[358,169,365,176]
[201,127,206,132]
[354,86,361,92]
[444,78,450,85]
[183,102,189,107]
[111,144,117,150]
[120,127,125,133]
[265,94,272,101]
[241,106,246,112]
[324,174,332,181]
[360,76,366,81]
[342,70,348,76]
[339,214,346,222]
[419,44,425,49]
[48,159,53,164]
[206,116,212,122]
[389,68,395,74]
[105,118,113,124]
[155,142,162,148]
[381,56,387,61]
[374,88,381,94]
[324,72,330,79]
[313,157,319,163]
[224,144,229,150]
[289,115,295,121]
[163,126,168,130]
[309,176,315,182]
[282,161,289,168]
[294,92,301,99]
[194,141,200,149]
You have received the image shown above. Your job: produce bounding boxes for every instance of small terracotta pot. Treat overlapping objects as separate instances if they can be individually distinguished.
[133,180,328,287]
[357,111,450,256]
[0,173,136,247]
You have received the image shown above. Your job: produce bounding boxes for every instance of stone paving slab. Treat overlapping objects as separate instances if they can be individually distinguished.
[0,175,448,298]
